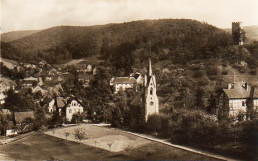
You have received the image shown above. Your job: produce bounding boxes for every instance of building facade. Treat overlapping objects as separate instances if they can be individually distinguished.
[144,57,159,121]
[216,81,258,120]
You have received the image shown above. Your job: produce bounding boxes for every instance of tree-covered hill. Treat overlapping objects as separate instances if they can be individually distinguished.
[2,19,231,64]
[1,30,40,42]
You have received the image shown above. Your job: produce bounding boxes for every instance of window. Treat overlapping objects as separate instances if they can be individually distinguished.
[69,109,72,113]
[150,101,154,105]
[242,101,245,106]
[150,88,153,95]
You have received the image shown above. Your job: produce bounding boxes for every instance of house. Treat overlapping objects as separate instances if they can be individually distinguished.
[22,77,40,87]
[14,112,35,128]
[31,85,47,96]
[130,71,144,85]
[113,77,136,93]
[62,96,84,122]
[42,97,55,113]
[0,77,17,92]
[130,57,159,121]
[78,73,92,88]
[216,81,258,120]
[0,58,22,71]
[0,77,17,104]
[47,96,84,122]
[0,109,12,115]
[39,61,46,68]
[93,67,98,75]
[47,83,63,97]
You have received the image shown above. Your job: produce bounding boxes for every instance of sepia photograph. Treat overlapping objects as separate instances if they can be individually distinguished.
[0,0,258,160]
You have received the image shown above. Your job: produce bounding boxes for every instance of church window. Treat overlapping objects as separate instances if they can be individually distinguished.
[150,88,153,95]
[150,102,154,105]
[242,101,245,106]
[69,109,72,113]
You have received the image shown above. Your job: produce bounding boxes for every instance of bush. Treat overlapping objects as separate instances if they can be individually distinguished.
[193,70,205,78]
[249,69,257,75]
[147,114,162,133]
[170,109,218,145]
[221,70,228,75]
[206,66,219,76]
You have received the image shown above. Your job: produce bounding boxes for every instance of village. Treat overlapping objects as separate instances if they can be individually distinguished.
[1,0,258,158]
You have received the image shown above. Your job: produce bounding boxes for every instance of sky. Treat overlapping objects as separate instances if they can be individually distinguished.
[1,0,258,33]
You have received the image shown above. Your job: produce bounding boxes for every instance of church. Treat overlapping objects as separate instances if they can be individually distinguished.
[130,56,159,121]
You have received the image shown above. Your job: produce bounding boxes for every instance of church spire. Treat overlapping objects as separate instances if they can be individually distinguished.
[147,42,152,77]
[148,56,152,76]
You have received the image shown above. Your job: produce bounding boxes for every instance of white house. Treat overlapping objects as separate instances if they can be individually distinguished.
[113,77,136,93]
[63,97,84,121]
[0,77,17,104]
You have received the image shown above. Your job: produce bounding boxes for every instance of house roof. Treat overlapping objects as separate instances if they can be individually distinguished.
[115,77,136,84]
[42,97,53,104]
[63,96,84,109]
[56,97,66,108]
[0,77,17,86]
[24,77,38,82]
[0,109,11,115]
[14,112,35,124]
[223,82,258,99]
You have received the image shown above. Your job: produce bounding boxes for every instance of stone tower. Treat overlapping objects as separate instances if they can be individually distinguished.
[232,22,244,45]
[144,56,159,121]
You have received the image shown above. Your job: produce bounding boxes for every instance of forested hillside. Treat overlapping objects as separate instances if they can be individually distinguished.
[1,30,40,42]
[2,19,231,64]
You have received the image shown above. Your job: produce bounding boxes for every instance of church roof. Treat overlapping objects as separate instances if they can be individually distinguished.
[115,77,135,84]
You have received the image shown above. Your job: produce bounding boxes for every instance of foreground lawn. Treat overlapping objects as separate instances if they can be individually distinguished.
[0,133,218,160]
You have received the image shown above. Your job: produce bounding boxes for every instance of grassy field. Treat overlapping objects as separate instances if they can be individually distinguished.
[0,125,219,160]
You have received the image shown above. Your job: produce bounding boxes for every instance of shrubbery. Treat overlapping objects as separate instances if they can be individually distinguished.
[221,70,228,75]
[193,70,205,78]
[249,69,257,75]
[144,109,258,160]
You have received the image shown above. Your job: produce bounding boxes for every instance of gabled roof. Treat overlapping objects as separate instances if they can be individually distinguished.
[56,97,66,108]
[63,96,84,109]
[115,77,135,84]
[42,97,54,104]
[0,109,11,115]
[223,82,258,99]
[23,77,38,82]
[0,77,17,86]
[14,112,35,124]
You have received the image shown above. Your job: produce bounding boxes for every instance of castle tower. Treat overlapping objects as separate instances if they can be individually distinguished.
[232,22,244,45]
[144,56,159,121]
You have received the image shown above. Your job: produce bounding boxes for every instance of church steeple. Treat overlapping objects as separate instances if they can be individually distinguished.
[147,56,152,77]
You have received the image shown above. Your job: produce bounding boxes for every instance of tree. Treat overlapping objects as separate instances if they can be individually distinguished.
[74,128,88,144]
[147,114,162,133]
[34,106,47,130]
[64,132,70,140]
[195,88,205,109]
[107,141,114,150]
[49,111,63,128]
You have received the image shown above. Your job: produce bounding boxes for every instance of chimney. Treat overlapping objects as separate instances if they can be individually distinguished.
[228,83,232,89]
